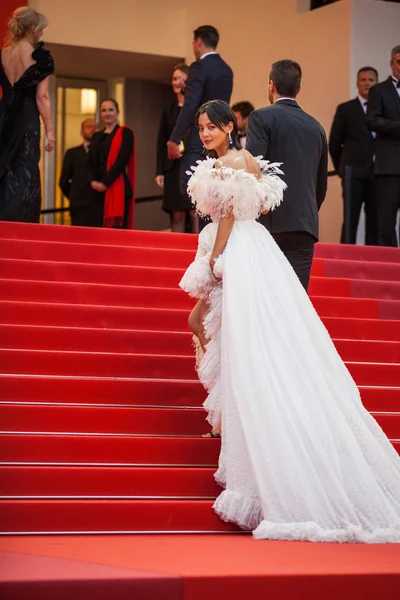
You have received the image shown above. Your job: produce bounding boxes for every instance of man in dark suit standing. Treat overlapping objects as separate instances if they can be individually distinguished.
[59,119,98,226]
[366,45,400,247]
[246,60,328,292]
[329,67,378,245]
[167,25,233,229]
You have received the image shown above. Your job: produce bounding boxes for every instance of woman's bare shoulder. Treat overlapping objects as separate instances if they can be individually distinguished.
[217,150,247,171]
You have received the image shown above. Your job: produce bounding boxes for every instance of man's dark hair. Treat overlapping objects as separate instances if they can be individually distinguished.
[357,66,378,80]
[231,101,255,119]
[193,25,219,49]
[269,60,302,98]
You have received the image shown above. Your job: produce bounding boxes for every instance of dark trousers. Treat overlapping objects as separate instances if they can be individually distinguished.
[180,147,209,231]
[340,176,377,245]
[375,175,400,247]
[70,205,100,227]
[84,194,131,229]
[272,231,315,293]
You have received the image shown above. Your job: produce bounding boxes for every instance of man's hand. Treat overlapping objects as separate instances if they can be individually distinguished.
[90,181,107,192]
[167,141,182,160]
[155,175,165,188]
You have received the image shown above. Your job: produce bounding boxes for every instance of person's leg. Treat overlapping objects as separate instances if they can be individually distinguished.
[171,210,186,233]
[189,209,199,234]
[189,299,220,437]
[340,177,363,244]
[364,177,378,246]
[272,232,315,292]
[188,299,208,352]
[376,175,400,247]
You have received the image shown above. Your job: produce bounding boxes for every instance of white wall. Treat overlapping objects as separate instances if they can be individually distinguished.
[30,0,188,57]
[350,0,400,94]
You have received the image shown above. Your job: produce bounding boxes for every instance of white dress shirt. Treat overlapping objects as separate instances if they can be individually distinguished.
[200,52,218,60]
[392,76,400,98]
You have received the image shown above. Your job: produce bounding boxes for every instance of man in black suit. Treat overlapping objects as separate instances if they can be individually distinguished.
[329,67,378,245]
[167,25,233,229]
[366,45,400,247]
[59,119,98,226]
[246,60,328,292]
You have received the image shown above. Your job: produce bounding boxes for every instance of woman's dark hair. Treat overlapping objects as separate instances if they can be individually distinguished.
[269,59,302,98]
[172,62,189,76]
[196,100,242,157]
[100,98,119,113]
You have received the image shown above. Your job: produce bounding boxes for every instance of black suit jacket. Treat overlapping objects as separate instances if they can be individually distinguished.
[59,145,91,208]
[246,99,328,240]
[366,77,400,175]
[170,54,233,151]
[329,98,375,179]
[156,102,181,175]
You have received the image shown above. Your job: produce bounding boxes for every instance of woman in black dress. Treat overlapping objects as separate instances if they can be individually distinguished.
[156,64,199,233]
[0,7,55,223]
[88,98,135,228]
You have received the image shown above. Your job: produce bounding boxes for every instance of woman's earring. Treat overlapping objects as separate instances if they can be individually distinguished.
[228,132,233,147]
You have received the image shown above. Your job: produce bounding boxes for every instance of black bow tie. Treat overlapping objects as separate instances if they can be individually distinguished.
[392,77,400,88]
[238,133,246,139]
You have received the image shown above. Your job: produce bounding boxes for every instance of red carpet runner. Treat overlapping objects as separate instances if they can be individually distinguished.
[0,221,399,534]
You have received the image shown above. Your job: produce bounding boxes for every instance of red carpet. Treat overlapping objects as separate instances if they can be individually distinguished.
[0,221,399,598]
[1,534,400,600]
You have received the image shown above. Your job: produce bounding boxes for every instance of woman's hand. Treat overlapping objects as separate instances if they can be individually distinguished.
[45,131,56,152]
[90,181,107,192]
[155,175,165,188]
[209,255,222,279]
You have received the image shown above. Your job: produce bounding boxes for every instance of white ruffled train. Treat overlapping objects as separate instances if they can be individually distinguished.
[179,159,400,544]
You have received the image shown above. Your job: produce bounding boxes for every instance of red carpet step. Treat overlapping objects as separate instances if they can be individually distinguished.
[1,403,399,439]
[0,433,220,466]
[2,324,400,362]
[0,465,220,497]
[1,375,398,412]
[0,375,205,407]
[0,499,238,533]
[1,348,399,385]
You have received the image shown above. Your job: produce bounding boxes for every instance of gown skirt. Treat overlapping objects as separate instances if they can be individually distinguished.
[179,169,400,543]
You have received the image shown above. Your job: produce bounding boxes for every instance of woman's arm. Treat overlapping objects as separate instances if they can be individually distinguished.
[36,76,55,152]
[209,213,235,272]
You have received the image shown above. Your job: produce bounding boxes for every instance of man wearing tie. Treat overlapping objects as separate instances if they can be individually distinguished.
[167,25,233,230]
[232,101,255,148]
[59,119,98,226]
[367,46,400,247]
[329,67,378,245]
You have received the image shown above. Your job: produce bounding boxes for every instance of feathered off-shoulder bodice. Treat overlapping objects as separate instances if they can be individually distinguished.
[186,157,287,222]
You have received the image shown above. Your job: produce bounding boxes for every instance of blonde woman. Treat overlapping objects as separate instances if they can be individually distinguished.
[0,7,54,222]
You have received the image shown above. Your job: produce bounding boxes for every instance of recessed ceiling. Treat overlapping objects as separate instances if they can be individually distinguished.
[47,42,184,84]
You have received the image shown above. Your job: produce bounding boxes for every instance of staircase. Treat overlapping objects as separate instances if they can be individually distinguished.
[0,221,399,534]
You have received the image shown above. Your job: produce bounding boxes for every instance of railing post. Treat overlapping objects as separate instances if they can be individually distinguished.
[343,166,352,244]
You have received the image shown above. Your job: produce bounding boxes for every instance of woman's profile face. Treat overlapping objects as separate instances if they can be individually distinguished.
[32,27,44,43]
[100,101,119,126]
[198,112,231,152]
[172,69,187,96]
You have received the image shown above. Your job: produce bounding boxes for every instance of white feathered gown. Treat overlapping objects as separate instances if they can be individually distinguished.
[179,158,400,543]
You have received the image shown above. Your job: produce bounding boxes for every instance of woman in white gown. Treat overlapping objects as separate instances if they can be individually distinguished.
[179,100,400,543]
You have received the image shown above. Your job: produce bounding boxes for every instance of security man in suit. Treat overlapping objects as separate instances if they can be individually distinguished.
[367,46,400,247]
[329,67,378,245]
[59,119,98,226]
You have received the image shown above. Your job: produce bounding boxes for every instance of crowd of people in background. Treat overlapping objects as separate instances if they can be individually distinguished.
[0,7,399,247]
